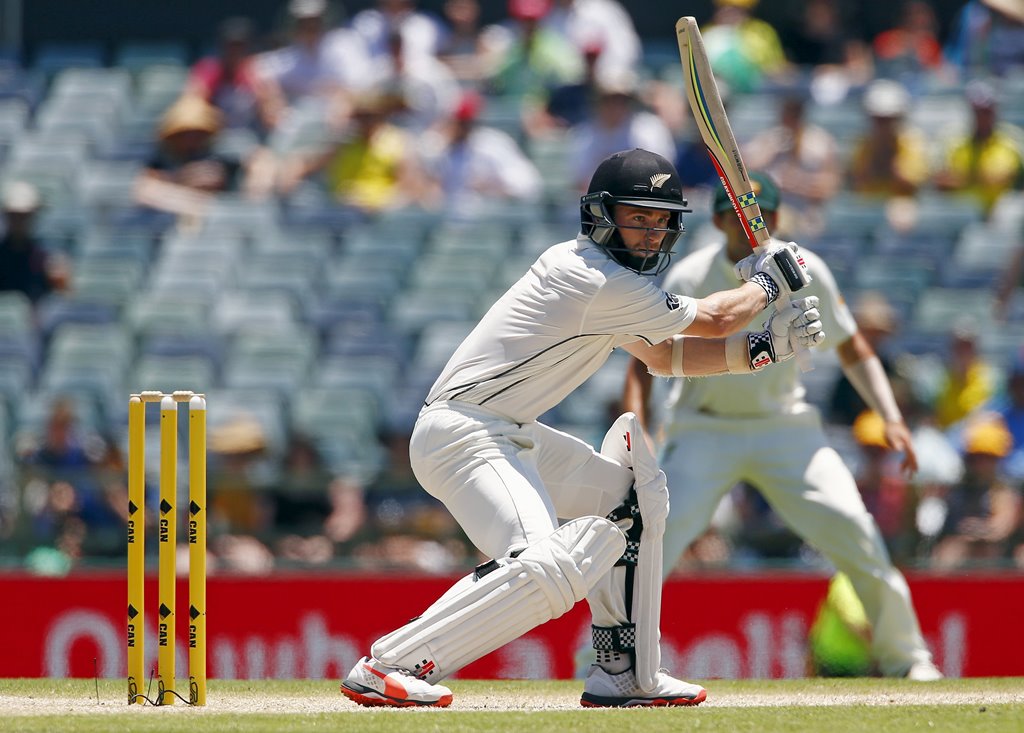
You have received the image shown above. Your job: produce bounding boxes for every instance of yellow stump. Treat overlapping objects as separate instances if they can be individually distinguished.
[157,395,177,705]
[188,395,207,706]
[127,396,145,704]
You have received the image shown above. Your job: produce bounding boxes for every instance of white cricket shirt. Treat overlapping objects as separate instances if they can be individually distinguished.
[661,241,857,418]
[425,235,697,424]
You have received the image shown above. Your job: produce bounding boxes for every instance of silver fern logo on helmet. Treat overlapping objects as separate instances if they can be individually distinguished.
[649,173,672,190]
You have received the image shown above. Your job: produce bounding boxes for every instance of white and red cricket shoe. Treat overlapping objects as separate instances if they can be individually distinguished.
[341,656,453,708]
[580,665,707,707]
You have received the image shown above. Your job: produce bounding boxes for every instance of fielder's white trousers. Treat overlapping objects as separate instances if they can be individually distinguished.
[659,408,933,676]
[410,401,635,628]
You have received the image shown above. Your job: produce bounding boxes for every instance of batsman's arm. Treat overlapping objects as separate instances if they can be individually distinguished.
[623,356,654,432]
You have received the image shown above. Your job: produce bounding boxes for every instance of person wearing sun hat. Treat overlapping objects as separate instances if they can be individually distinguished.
[931,417,1022,568]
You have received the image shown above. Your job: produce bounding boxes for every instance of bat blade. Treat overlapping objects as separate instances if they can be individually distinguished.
[675,15,771,252]
[676,16,813,371]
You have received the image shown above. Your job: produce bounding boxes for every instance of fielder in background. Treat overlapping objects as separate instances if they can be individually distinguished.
[340,148,825,708]
[622,171,943,681]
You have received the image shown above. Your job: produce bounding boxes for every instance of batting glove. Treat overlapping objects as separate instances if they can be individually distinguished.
[735,242,812,305]
[746,296,824,370]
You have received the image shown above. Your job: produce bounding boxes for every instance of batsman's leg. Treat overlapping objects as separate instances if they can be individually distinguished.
[341,516,626,706]
[539,415,707,707]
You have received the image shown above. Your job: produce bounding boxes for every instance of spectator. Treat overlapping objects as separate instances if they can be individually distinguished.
[781,0,872,97]
[848,79,929,198]
[931,417,1022,568]
[994,234,1024,321]
[744,93,842,239]
[701,0,789,94]
[277,89,421,215]
[851,410,918,564]
[932,321,999,430]
[255,0,373,131]
[828,292,901,426]
[134,95,251,221]
[18,398,107,488]
[0,182,67,303]
[872,0,945,79]
[366,29,460,132]
[186,16,266,135]
[436,0,491,83]
[485,0,583,102]
[417,91,542,215]
[934,79,1024,217]
[542,0,640,78]
[994,358,1024,481]
[350,0,444,64]
[945,0,1024,80]
[523,38,604,139]
[568,68,675,193]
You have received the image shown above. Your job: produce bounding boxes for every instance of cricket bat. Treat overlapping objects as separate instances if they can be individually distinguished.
[676,15,813,370]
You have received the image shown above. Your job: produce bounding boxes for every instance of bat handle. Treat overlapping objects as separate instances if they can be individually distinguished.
[775,295,813,373]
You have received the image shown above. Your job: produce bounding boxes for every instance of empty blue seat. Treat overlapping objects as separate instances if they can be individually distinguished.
[34,42,105,75]
[36,295,117,340]
[114,42,189,73]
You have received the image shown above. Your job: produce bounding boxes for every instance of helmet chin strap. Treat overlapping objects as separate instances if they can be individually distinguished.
[603,230,673,275]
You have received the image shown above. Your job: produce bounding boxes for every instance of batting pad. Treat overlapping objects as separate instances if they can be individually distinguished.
[600,412,667,693]
[372,516,626,682]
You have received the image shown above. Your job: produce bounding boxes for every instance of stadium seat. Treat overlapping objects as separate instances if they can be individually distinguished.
[14,388,106,440]
[127,292,213,335]
[289,386,384,476]
[323,320,411,361]
[822,196,887,241]
[0,356,32,419]
[313,355,400,405]
[132,354,216,394]
[388,287,477,333]
[33,42,105,76]
[50,67,132,102]
[114,41,189,73]
[412,321,475,375]
[69,268,143,307]
[911,288,995,335]
[132,64,188,117]
[204,387,289,459]
[0,291,33,335]
[75,161,142,211]
[213,291,298,335]
[36,295,118,340]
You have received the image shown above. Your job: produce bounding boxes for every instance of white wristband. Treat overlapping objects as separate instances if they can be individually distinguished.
[670,335,686,376]
[844,355,903,423]
[725,333,752,373]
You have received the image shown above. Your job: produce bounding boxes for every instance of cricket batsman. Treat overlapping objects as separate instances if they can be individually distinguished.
[340,149,825,707]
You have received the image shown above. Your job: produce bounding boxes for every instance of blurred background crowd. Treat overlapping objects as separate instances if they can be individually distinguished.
[0,0,1023,577]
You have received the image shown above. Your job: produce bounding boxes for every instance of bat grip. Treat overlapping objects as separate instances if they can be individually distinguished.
[775,294,813,373]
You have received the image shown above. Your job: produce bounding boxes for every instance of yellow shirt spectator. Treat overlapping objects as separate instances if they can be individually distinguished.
[940,128,1024,215]
[325,123,409,212]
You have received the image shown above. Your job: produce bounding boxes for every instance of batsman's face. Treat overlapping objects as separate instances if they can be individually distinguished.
[613,204,671,259]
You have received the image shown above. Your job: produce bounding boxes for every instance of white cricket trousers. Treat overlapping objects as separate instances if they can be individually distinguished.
[659,408,934,676]
[409,400,636,628]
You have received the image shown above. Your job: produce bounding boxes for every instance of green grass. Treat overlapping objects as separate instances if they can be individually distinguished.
[1,678,1023,733]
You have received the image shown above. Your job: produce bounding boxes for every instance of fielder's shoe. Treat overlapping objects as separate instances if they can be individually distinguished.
[580,665,707,707]
[905,661,944,681]
[341,656,453,708]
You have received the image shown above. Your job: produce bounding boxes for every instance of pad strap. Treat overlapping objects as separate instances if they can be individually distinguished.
[593,624,637,653]
[605,487,642,568]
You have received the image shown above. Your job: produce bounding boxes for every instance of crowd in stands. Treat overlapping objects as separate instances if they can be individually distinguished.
[1,0,1024,576]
